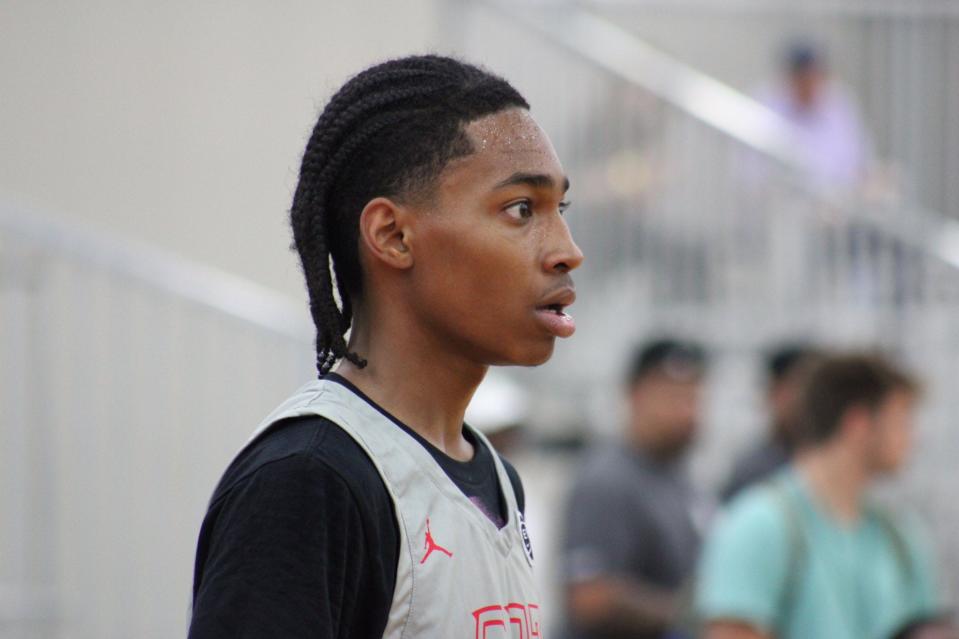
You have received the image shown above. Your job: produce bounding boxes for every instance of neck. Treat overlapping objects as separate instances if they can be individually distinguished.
[628,428,682,466]
[334,299,485,462]
[772,420,795,450]
[795,442,869,523]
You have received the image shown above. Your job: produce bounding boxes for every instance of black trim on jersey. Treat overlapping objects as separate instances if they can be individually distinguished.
[324,372,524,517]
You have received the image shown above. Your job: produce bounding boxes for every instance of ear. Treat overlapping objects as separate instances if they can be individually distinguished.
[358,196,415,271]
[841,405,872,443]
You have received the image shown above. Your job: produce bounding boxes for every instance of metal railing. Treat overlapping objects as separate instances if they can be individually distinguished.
[586,0,959,221]
[0,203,314,639]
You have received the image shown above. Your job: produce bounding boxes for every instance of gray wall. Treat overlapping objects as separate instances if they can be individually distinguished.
[1,0,440,300]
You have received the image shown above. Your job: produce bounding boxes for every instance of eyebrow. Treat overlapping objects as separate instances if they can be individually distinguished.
[493,172,570,193]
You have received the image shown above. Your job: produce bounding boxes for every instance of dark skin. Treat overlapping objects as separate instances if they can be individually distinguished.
[337,107,583,461]
[568,577,680,637]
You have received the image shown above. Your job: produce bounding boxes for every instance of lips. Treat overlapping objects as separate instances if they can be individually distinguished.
[535,287,576,338]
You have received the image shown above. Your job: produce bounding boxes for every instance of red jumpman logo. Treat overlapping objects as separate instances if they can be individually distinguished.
[420,517,453,564]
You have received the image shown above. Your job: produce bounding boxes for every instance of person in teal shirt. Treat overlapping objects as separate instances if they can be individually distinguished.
[695,353,952,639]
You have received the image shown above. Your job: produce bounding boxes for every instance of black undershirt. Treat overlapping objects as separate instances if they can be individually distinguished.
[188,374,525,639]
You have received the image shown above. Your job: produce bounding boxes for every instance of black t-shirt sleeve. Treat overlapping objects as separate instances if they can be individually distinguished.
[188,453,390,639]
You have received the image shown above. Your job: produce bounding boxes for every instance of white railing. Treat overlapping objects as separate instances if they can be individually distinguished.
[586,0,959,221]
[0,203,314,638]
[589,0,959,17]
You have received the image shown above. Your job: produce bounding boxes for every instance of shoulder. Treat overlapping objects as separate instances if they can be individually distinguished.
[195,415,399,592]
[722,444,769,501]
[191,416,399,638]
[563,446,653,533]
[701,480,796,580]
[573,444,637,489]
[209,415,393,519]
[719,480,792,542]
[737,440,786,475]
[568,445,660,513]
[695,481,795,628]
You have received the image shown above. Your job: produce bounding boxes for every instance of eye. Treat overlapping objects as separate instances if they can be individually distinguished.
[504,199,534,221]
[559,200,571,216]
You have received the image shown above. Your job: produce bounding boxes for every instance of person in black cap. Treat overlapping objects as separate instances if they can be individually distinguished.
[560,338,711,639]
[721,344,820,502]
[784,42,825,113]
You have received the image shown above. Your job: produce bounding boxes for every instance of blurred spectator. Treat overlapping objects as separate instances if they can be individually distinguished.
[466,369,530,454]
[758,41,873,191]
[696,353,950,639]
[721,344,820,502]
[561,338,711,639]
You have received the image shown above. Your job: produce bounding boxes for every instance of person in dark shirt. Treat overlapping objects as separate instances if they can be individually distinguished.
[562,339,710,639]
[721,344,820,503]
[188,55,583,638]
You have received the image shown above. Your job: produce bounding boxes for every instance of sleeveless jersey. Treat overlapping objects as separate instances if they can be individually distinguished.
[243,378,543,638]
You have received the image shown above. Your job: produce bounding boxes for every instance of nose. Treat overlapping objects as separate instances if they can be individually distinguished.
[544,216,584,274]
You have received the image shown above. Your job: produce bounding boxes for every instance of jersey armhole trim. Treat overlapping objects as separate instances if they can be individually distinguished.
[501,458,525,514]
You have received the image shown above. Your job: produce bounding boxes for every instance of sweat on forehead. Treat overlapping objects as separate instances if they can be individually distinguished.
[466,109,545,151]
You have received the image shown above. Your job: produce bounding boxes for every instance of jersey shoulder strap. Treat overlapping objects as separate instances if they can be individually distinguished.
[500,457,525,514]
[868,504,915,583]
[767,476,806,636]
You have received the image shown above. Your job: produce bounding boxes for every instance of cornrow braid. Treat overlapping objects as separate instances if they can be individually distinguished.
[289,55,529,376]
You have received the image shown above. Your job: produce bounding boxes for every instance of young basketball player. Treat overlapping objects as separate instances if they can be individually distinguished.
[188,55,582,638]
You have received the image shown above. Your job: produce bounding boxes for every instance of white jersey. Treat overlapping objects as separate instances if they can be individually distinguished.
[243,378,543,638]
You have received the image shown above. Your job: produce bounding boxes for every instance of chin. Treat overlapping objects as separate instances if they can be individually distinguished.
[493,338,556,367]
[885,460,907,474]
[521,350,554,367]
[872,459,904,476]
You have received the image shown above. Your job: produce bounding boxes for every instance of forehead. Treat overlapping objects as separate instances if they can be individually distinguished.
[468,108,550,153]
[441,108,564,185]
[881,389,916,412]
[634,371,704,393]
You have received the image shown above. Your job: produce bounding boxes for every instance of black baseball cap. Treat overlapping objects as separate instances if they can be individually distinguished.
[785,41,824,73]
[627,338,707,385]
[766,342,821,383]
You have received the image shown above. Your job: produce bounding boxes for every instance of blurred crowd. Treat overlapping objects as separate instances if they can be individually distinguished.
[477,338,954,639]
[560,338,957,639]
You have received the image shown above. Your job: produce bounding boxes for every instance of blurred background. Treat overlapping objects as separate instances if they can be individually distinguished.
[3,0,959,636]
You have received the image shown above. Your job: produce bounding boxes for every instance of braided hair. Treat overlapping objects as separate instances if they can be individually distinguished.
[290,55,529,376]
